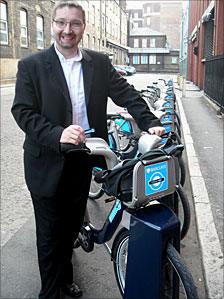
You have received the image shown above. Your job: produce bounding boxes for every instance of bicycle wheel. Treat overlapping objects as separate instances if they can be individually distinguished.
[114,119,133,152]
[175,186,191,240]
[163,243,199,299]
[175,120,182,138]
[179,156,186,186]
[118,132,132,152]
[111,228,198,299]
[88,167,104,200]
[111,228,128,295]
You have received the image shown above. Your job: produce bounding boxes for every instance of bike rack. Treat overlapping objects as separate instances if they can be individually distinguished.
[124,204,180,299]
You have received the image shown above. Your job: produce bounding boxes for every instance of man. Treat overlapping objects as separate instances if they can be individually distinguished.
[11,1,164,298]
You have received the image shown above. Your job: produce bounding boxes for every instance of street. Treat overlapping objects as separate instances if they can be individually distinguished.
[0,73,212,298]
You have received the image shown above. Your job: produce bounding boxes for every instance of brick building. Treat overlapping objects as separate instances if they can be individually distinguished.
[187,0,224,109]
[0,0,128,84]
[0,0,54,83]
[127,1,182,73]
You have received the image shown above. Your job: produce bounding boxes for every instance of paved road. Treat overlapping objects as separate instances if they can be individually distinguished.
[0,75,208,299]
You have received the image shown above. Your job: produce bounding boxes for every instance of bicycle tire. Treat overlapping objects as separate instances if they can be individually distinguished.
[88,168,104,200]
[118,133,132,152]
[179,156,186,186]
[175,120,182,138]
[174,110,181,127]
[165,243,199,299]
[111,228,198,299]
[175,186,191,240]
[111,228,129,295]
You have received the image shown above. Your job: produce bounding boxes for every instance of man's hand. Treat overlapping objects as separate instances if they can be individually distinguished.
[60,125,85,145]
[148,126,165,136]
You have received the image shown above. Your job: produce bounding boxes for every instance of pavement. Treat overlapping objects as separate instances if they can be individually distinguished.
[0,76,223,299]
[175,82,223,299]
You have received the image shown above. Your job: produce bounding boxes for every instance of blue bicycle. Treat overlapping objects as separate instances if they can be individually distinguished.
[61,135,198,299]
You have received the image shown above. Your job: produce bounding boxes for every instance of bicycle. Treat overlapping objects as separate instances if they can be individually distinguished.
[61,134,198,299]
[89,112,140,200]
[89,130,190,239]
[140,84,185,186]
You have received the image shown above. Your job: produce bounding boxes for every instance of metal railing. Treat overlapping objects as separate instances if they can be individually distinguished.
[204,55,224,111]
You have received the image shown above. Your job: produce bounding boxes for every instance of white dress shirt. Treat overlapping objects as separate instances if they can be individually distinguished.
[54,43,90,130]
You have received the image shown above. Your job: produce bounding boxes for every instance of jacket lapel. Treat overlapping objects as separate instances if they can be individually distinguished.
[81,49,93,106]
[44,46,93,110]
[44,45,72,111]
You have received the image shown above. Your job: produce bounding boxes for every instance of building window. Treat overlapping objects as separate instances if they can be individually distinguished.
[150,38,156,48]
[142,38,147,48]
[0,1,8,45]
[149,55,156,64]
[110,19,112,35]
[134,12,138,19]
[80,37,84,48]
[133,55,140,64]
[86,34,90,48]
[171,57,178,64]
[134,38,139,48]
[92,5,95,25]
[20,9,28,47]
[146,17,150,26]
[36,15,44,49]
[92,36,95,50]
[133,22,138,28]
[141,55,148,64]
[147,6,151,13]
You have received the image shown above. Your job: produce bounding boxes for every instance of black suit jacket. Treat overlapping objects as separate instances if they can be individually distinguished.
[11,45,161,197]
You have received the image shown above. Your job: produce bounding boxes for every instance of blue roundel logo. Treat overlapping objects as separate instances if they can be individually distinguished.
[148,172,165,191]
[145,161,168,196]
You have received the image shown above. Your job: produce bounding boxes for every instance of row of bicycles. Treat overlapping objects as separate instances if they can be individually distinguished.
[62,79,198,298]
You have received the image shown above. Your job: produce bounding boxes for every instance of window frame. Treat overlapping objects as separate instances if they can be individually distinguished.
[142,38,147,48]
[171,56,178,64]
[92,36,95,50]
[146,17,151,26]
[149,55,156,64]
[20,9,28,48]
[133,55,140,65]
[150,38,156,48]
[134,38,139,48]
[0,1,9,45]
[36,15,44,50]
[141,54,148,64]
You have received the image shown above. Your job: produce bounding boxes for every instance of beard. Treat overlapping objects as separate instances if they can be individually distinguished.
[60,42,76,49]
[53,32,78,48]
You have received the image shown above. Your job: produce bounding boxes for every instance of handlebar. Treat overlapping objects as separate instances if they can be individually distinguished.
[60,142,91,154]
[158,78,167,85]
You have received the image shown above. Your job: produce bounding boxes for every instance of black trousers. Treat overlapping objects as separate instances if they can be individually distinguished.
[31,153,92,299]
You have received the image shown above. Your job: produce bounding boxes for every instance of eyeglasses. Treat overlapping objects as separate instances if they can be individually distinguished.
[53,19,84,29]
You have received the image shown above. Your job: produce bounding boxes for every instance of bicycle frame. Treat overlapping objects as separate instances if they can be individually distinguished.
[85,199,126,246]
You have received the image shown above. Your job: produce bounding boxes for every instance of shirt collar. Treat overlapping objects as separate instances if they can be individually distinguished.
[54,42,83,63]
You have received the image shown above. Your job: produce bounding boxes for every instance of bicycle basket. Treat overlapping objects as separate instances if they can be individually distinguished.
[102,159,137,203]
[102,155,176,209]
